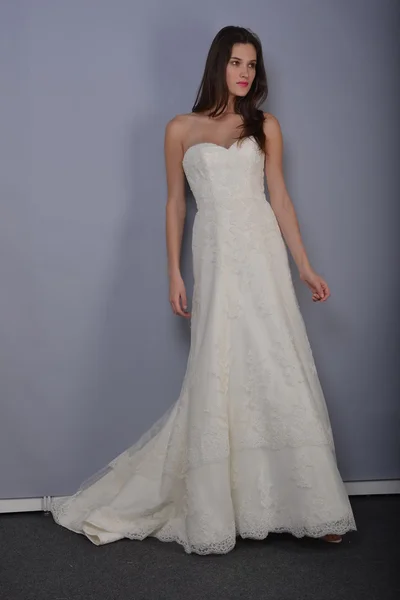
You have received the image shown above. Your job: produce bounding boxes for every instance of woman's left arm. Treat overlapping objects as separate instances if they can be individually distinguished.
[263,113,331,303]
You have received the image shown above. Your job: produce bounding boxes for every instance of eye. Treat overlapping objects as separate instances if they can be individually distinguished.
[231,60,239,66]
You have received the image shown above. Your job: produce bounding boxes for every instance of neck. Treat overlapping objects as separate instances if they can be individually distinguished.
[226,95,236,113]
[207,100,237,118]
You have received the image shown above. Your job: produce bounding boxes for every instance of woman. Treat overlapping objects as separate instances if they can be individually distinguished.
[51,26,356,554]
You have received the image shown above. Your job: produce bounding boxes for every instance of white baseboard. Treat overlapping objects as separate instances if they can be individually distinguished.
[0,481,399,513]
[0,497,45,513]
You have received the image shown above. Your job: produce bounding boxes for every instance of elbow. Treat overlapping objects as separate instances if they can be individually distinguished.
[270,189,292,213]
[166,196,186,219]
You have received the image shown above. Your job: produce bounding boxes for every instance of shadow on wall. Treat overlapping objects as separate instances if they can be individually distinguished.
[78,18,213,469]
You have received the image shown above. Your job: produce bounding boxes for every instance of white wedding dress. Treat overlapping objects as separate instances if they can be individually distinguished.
[51,136,356,554]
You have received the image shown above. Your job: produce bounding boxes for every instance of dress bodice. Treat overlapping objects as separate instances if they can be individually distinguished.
[182,137,266,214]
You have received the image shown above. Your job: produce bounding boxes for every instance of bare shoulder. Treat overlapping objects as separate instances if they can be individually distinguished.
[165,113,205,155]
[165,113,197,137]
[263,112,283,140]
[165,114,186,140]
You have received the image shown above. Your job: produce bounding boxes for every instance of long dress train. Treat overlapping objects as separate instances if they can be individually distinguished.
[50,136,356,554]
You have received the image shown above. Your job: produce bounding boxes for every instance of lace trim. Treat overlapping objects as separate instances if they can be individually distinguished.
[151,516,357,555]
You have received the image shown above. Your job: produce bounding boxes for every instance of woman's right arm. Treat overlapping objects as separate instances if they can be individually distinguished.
[164,117,191,318]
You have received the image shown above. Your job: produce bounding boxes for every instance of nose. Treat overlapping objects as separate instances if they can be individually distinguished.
[240,67,249,79]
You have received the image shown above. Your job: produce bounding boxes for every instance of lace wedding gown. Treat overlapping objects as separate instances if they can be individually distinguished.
[51,136,356,554]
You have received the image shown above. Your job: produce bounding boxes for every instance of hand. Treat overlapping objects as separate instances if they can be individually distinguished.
[169,274,191,318]
[299,268,331,303]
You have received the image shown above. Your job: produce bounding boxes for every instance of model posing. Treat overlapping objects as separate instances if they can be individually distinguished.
[51,26,356,554]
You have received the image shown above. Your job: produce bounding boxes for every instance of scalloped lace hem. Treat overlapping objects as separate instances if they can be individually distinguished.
[84,515,357,555]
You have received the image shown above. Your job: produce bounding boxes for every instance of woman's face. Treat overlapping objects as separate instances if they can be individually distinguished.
[225,43,257,97]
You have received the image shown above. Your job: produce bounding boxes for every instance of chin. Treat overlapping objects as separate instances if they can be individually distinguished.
[235,89,250,98]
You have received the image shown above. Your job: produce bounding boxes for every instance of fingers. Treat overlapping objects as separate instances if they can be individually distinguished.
[181,291,190,317]
[170,298,185,317]
[170,295,191,318]
[319,281,331,302]
[312,281,331,302]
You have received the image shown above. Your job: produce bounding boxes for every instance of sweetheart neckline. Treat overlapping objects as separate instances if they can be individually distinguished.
[182,137,254,162]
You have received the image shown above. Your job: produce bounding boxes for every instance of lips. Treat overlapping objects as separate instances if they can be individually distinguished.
[237,81,249,87]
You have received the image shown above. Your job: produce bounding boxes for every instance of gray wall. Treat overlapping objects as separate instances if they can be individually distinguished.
[1,0,399,498]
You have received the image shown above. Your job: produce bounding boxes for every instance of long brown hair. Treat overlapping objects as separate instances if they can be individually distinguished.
[192,26,268,153]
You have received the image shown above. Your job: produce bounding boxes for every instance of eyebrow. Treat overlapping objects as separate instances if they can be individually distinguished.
[231,56,257,62]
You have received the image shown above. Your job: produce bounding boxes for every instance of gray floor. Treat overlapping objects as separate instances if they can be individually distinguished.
[0,495,398,600]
